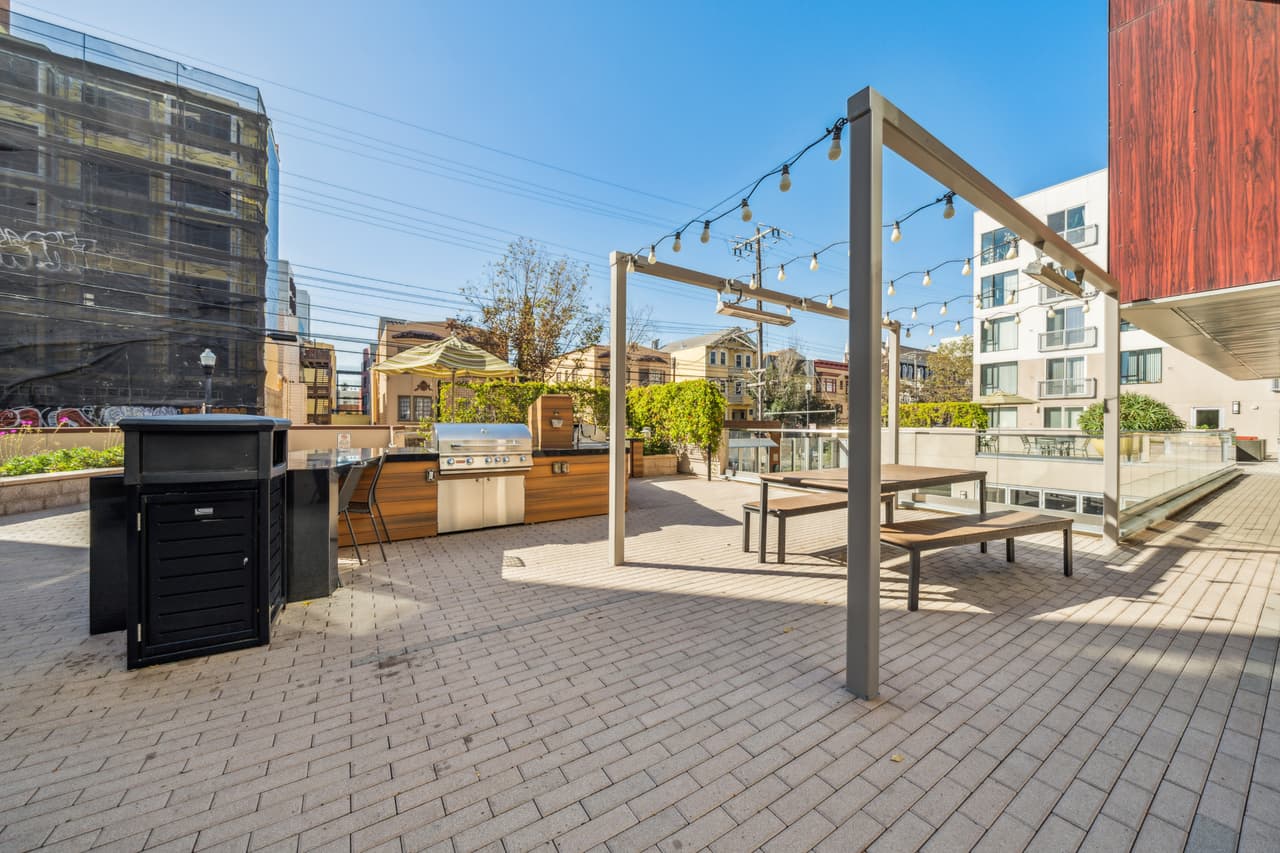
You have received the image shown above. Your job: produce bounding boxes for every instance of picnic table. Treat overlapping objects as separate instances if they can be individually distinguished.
[755,465,987,564]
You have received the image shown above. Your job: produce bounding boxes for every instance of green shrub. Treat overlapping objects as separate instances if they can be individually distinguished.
[0,445,124,477]
[1077,393,1185,434]
[437,380,611,430]
[882,402,989,429]
[627,380,726,479]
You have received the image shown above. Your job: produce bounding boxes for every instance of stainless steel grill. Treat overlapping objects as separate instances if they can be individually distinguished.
[431,423,533,533]
[432,423,534,473]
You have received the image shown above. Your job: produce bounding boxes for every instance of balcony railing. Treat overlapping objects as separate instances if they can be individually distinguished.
[1039,327,1098,351]
[1038,377,1097,399]
[1059,223,1099,248]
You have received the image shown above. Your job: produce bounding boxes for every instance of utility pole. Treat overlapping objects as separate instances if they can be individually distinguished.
[733,224,790,420]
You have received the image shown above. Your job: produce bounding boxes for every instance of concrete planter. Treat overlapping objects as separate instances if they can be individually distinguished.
[0,467,122,518]
[638,454,678,477]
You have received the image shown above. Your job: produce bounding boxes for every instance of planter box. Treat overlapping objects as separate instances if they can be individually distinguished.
[0,467,123,518]
[638,453,678,477]
[1236,438,1267,462]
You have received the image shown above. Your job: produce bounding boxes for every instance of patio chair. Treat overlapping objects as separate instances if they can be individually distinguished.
[1020,434,1034,454]
[341,456,390,564]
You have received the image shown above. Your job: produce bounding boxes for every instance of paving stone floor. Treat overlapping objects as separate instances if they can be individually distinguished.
[0,466,1277,852]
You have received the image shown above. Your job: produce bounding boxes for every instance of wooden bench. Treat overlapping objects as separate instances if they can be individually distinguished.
[878,510,1073,611]
[744,493,894,563]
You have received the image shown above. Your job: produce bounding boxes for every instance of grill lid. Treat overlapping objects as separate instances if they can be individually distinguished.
[433,422,533,451]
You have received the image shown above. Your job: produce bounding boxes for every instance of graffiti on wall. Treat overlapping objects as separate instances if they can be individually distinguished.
[0,228,105,276]
[0,405,179,428]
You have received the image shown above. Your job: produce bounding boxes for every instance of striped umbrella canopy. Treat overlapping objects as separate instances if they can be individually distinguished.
[371,334,517,413]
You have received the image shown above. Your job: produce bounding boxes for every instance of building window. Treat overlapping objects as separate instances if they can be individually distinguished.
[1010,488,1040,508]
[1043,491,1078,512]
[171,160,232,210]
[82,84,150,135]
[0,119,39,173]
[1192,408,1221,429]
[720,351,728,365]
[1045,306,1085,333]
[980,362,1018,395]
[172,217,231,252]
[707,351,715,365]
[985,406,1018,429]
[89,207,149,238]
[981,316,1017,352]
[397,395,434,422]
[1047,205,1087,244]
[745,354,752,369]
[1081,495,1104,515]
[398,396,412,422]
[413,396,433,421]
[176,104,234,145]
[822,378,834,393]
[1043,406,1084,429]
[980,226,1017,265]
[84,161,150,196]
[735,353,743,368]
[1121,348,1162,384]
[0,51,39,91]
[734,380,743,395]
[980,270,1018,307]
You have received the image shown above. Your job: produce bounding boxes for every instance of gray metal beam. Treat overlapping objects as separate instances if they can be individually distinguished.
[1103,292,1121,546]
[846,87,883,700]
[887,326,900,465]
[609,251,628,565]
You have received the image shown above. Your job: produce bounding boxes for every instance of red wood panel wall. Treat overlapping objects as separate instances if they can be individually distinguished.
[1109,0,1280,302]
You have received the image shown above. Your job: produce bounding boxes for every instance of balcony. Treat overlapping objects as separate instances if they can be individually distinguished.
[1039,327,1098,351]
[1038,377,1097,399]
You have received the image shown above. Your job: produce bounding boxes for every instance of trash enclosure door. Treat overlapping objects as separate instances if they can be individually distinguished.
[132,490,262,667]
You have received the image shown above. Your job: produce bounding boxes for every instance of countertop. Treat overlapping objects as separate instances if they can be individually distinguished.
[532,445,620,457]
[287,447,438,470]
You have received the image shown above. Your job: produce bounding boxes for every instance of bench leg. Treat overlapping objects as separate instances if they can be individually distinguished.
[908,551,921,611]
[1006,538,1015,562]
[884,500,894,524]
[776,516,786,564]
[743,510,751,553]
[1063,528,1073,577]
[980,541,988,554]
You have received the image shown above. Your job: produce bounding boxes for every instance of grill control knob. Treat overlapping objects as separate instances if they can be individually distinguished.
[445,457,454,465]
[465,457,474,465]
[484,456,493,464]
[503,456,510,463]
[519,455,527,462]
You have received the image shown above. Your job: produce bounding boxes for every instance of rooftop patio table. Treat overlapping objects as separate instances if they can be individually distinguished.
[756,465,988,563]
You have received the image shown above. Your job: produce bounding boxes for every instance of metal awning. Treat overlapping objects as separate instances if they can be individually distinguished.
[728,437,778,449]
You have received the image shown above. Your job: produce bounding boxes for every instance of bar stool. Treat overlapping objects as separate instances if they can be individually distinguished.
[342,456,389,563]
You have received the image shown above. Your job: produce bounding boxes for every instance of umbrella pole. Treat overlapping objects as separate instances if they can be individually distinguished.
[449,369,456,419]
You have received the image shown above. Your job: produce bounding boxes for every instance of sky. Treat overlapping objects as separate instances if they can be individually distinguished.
[25,0,1110,375]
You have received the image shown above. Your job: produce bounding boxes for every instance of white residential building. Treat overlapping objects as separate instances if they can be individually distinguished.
[972,169,1280,448]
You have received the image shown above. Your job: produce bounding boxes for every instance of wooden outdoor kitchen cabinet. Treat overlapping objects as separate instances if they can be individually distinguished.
[525,450,622,524]
[338,455,439,546]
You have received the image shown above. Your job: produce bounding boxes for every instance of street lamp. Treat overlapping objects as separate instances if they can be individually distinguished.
[199,348,216,413]
[804,382,812,429]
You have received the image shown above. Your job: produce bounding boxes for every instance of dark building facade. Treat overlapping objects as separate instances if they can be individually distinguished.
[0,10,273,425]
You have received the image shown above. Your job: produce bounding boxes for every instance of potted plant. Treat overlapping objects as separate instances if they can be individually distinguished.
[1077,393,1185,457]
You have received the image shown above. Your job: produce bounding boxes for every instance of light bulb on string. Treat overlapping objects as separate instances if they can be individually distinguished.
[954,320,962,332]
[627,254,635,273]
[887,280,896,297]
[974,294,982,309]
[809,253,819,271]
[672,231,682,253]
[827,125,843,161]
[748,274,758,290]
[890,221,902,243]
[786,305,792,317]
[700,220,711,244]
[1046,305,1055,320]
[943,195,955,219]
[939,302,948,316]
[1014,313,1022,325]
[777,265,786,282]
[648,245,656,265]
[962,257,972,276]
[1082,299,1091,314]
[982,318,991,330]
[740,199,752,222]
[826,294,834,309]
[928,325,935,336]
[779,165,791,192]
[922,270,932,287]
[905,327,912,339]
[910,306,917,320]
[1005,239,1017,260]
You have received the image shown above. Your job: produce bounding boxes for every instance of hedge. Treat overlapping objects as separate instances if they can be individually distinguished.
[0,445,124,477]
[627,380,726,480]
[882,402,989,429]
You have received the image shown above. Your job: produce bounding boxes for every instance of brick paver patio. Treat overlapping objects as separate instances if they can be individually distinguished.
[0,466,1277,851]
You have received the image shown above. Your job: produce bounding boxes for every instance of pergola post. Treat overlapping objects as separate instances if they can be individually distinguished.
[608,251,627,565]
[1102,292,1121,546]
[846,88,884,700]
[886,324,900,465]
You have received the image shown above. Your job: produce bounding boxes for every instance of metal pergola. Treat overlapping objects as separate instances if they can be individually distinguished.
[607,86,1124,699]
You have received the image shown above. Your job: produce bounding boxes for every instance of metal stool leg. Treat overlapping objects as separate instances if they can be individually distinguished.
[369,509,388,562]
[344,510,363,566]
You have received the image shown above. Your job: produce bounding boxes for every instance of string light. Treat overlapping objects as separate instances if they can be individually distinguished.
[740,199,752,222]
[627,255,636,273]
[939,302,948,316]
[826,294,834,309]
[887,280,896,297]
[982,318,991,330]
[648,245,657,264]
[890,221,902,243]
[962,257,972,276]
[810,253,819,271]
[779,164,792,192]
[1046,305,1056,320]
[827,124,843,160]
[777,264,786,282]
[1005,239,1017,260]
[1014,313,1022,325]
[749,273,758,290]
[974,294,982,309]
[922,270,932,287]
[928,325,935,336]
[700,220,711,244]
[905,327,912,339]
[786,305,792,317]
[954,320,961,332]
[943,193,956,219]
[910,306,917,320]
[1082,299,1091,314]
[672,231,682,253]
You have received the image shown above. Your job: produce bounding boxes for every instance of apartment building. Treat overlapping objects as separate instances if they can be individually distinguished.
[548,342,671,387]
[661,328,759,420]
[972,169,1280,440]
[0,10,274,422]
[300,342,335,425]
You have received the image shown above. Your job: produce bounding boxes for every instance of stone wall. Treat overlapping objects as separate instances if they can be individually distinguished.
[0,468,120,518]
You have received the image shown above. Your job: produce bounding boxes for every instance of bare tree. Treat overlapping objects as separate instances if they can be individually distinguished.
[461,238,603,380]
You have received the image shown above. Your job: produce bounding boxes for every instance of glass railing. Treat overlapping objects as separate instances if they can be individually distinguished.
[1038,377,1097,398]
[1118,430,1236,519]
[1039,327,1098,351]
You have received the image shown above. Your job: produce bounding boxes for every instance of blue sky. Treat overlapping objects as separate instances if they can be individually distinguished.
[28,0,1109,373]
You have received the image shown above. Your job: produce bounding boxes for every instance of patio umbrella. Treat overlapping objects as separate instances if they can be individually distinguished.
[976,391,1036,405]
[371,334,518,416]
